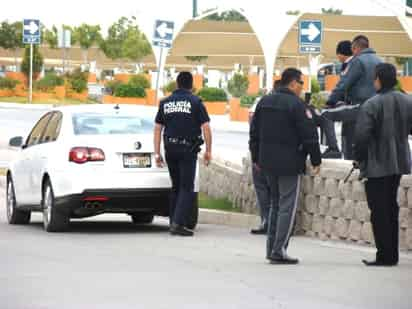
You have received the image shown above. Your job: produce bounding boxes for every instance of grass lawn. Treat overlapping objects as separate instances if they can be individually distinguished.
[0,96,93,105]
[199,192,241,213]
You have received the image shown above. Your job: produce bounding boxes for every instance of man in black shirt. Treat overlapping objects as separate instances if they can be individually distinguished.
[250,68,321,264]
[154,72,212,236]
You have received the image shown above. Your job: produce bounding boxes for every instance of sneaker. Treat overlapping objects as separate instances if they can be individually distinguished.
[322,148,342,159]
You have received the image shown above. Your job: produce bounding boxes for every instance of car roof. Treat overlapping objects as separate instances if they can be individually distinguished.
[52,104,157,118]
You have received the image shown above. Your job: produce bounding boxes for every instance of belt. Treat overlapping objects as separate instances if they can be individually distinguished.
[165,137,192,146]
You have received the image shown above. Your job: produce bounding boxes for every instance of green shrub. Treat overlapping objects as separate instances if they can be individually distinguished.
[66,68,88,93]
[240,94,259,108]
[34,73,64,92]
[197,87,228,102]
[114,84,146,98]
[310,93,327,110]
[0,77,19,89]
[311,78,320,94]
[163,80,177,93]
[227,73,249,98]
[128,74,151,89]
[106,80,122,94]
[395,79,404,92]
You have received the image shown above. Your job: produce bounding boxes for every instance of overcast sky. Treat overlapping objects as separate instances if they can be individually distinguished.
[0,0,407,33]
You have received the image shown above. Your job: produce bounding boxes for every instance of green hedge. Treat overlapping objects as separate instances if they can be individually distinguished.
[228,73,249,98]
[163,80,177,93]
[66,68,88,93]
[114,84,146,98]
[129,74,151,89]
[35,73,64,92]
[240,94,259,108]
[0,77,19,89]
[197,87,228,102]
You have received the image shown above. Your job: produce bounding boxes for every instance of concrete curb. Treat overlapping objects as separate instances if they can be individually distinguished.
[0,102,53,110]
[199,208,259,229]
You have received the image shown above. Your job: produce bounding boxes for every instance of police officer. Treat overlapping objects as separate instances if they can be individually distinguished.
[323,35,381,160]
[250,68,321,264]
[154,72,212,237]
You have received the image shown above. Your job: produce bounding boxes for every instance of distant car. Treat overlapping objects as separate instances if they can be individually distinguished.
[6,104,199,232]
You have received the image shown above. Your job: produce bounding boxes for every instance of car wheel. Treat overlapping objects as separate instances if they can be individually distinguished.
[6,177,31,225]
[186,194,199,230]
[42,179,69,232]
[131,213,155,224]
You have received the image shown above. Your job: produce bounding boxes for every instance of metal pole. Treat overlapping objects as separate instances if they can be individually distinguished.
[308,54,312,93]
[29,44,33,104]
[193,0,198,18]
[154,46,164,104]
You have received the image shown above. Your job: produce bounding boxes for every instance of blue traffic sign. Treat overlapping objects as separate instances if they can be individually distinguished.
[299,20,322,54]
[23,19,41,44]
[153,20,174,48]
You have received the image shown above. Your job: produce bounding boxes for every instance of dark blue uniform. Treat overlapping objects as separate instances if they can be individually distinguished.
[155,89,210,227]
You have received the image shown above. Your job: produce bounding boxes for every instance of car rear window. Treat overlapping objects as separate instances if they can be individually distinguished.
[72,113,153,135]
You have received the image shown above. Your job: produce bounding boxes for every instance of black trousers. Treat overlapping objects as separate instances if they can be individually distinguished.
[364,175,401,264]
[311,108,339,150]
[165,145,197,226]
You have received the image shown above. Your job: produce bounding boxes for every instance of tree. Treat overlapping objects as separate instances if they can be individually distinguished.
[73,24,102,64]
[227,73,249,98]
[321,8,343,15]
[100,17,151,67]
[122,23,152,64]
[203,9,247,22]
[0,21,24,69]
[100,17,129,65]
[21,45,44,82]
[43,25,58,49]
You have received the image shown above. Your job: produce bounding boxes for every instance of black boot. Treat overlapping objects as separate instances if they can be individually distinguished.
[170,223,194,237]
[322,147,342,159]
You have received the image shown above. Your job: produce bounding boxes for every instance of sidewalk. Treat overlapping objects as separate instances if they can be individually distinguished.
[209,114,249,133]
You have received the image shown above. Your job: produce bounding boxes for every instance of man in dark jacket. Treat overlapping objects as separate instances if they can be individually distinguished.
[249,68,321,264]
[354,63,412,266]
[323,35,382,160]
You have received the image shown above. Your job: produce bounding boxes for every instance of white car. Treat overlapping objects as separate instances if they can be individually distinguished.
[6,104,199,232]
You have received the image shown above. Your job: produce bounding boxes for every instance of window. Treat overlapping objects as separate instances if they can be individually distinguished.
[72,113,154,135]
[41,112,63,143]
[26,113,53,147]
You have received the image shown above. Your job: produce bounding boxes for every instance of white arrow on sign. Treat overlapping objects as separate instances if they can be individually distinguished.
[302,23,320,42]
[24,21,39,35]
[156,22,173,39]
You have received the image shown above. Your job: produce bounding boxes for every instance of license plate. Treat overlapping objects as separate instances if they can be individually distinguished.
[123,153,151,168]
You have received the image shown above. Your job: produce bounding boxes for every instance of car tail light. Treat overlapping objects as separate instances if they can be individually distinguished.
[69,147,105,164]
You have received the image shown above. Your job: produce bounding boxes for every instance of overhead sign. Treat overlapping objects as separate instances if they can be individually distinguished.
[153,20,174,49]
[23,19,41,44]
[299,20,322,54]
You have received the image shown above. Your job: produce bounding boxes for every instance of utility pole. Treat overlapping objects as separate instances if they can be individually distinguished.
[193,0,198,18]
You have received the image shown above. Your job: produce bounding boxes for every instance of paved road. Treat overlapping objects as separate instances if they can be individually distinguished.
[0,184,411,309]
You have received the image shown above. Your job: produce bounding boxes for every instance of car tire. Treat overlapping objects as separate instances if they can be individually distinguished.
[131,213,154,224]
[6,177,31,225]
[42,179,69,232]
[186,194,199,230]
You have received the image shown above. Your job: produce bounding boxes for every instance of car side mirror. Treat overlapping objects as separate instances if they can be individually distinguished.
[9,136,23,148]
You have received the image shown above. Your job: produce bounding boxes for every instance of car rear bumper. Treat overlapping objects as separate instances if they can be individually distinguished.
[55,188,171,218]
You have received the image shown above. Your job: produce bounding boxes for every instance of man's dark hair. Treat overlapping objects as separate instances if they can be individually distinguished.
[352,35,369,49]
[176,71,193,90]
[375,63,397,90]
[336,40,353,56]
[280,68,302,86]
[273,79,282,90]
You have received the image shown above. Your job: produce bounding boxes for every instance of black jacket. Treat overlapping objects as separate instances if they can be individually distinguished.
[354,90,412,178]
[249,88,321,176]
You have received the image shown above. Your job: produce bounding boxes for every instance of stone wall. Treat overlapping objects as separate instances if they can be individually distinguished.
[199,158,412,250]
